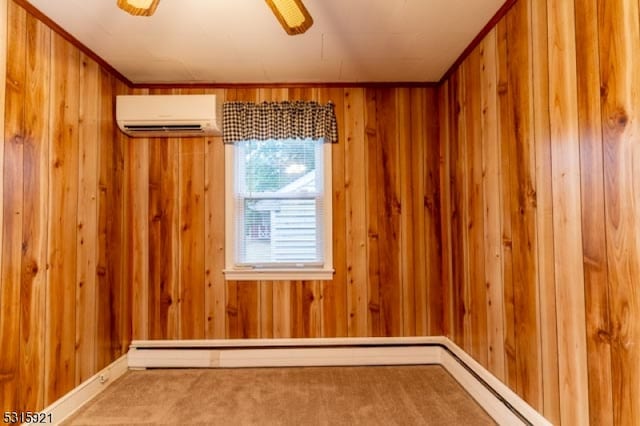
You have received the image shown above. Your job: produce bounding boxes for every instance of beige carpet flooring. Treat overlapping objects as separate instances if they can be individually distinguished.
[62,365,496,425]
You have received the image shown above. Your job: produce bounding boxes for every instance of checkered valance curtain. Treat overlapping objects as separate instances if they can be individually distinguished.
[222,101,338,144]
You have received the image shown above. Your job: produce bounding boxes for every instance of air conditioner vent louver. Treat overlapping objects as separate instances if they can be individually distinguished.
[124,124,205,132]
[116,94,222,138]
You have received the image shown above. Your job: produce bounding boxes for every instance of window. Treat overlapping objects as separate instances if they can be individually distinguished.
[224,138,333,280]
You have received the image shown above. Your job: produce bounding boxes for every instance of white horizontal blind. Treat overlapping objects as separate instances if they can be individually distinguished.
[234,138,324,267]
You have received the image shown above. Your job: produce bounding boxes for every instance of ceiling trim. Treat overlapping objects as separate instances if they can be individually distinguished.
[16,0,133,85]
[438,0,518,84]
[130,82,440,89]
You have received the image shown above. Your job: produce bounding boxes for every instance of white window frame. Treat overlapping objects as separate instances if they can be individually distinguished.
[224,140,334,281]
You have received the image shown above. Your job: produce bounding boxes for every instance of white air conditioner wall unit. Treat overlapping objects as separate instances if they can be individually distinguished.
[116,94,222,137]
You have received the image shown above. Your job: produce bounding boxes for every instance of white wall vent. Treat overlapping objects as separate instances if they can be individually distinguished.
[116,94,222,137]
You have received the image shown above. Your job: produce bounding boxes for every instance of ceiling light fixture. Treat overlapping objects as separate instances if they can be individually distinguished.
[265,0,314,35]
[117,0,160,17]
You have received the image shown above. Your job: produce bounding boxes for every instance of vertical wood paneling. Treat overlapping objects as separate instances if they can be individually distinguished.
[495,18,518,390]
[547,0,589,423]
[530,0,560,421]
[1,1,26,412]
[114,79,131,355]
[448,69,465,346]
[19,14,49,411]
[440,0,640,424]
[506,1,542,408]
[479,30,505,381]
[2,1,128,413]
[320,87,347,337]
[574,0,613,423]
[97,67,124,369]
[438,81,453,338]
[410,88,427,335]
[75,53,100,384]
[423,88,443,336]
[126,89,149,341]
[45,32,80,405]
[398,88,415,336]
[345,87,368,337]
[599,0,640,423]
[178,91,206,340]
[375,88,402,337]
[204,88,226,339]
[465,48,488,366]
[148,132,179,340]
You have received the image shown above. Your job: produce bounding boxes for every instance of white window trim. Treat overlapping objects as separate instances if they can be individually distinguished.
[224,142,334,281]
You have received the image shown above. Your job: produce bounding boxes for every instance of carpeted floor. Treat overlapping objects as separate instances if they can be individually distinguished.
[62,365,496,425]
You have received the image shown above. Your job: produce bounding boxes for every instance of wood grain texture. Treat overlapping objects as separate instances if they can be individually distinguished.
[19,13,49,411]
[599,0,640,423]
[439,0,640,424]
[125,88,149,341]
[76,53,100,385]
[547,0,589,423]
[1,1,26,412]
[45,31,80,406]
[479,29,505,382]
[530,0,560,421]
[574,0,613,424]
[1,1,129,413]
[422,88,443,336]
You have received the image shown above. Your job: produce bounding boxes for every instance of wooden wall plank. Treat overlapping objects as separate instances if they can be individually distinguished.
[495,17,518,391]
[599,0,640,423]
[178,90,206,340]
[438,80,453,338]
[96,67,118,369]
[75,53,100,385]
[505,2,542,408]
[1,0,26,412]
[465,48,488,367]
[45,32,80,405]
[410,88,424,336]
[423,87,443,336]
[530,0,560,422]
[114,78,131,355]
[204,88,227,339]
[398,88,416,336]
[148,130,179,339]
[448,69,465,347]
[479,29,506,381]
[18,13,49,411]
[375,88,402,337]
[126,88,149,341]
[547,0,590,423]
[345,87,368,337]
[320,87,347,337]
[574,0,613,423]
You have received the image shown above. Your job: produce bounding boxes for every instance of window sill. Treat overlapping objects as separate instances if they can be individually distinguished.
[223,268,335,281]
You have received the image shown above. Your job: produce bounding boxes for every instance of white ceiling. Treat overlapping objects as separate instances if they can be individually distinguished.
[26,0,506,84]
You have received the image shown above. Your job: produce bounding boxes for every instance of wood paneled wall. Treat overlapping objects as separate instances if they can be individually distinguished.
[124,87,443,340]
[439,0,640,424]
[0,1,129,413]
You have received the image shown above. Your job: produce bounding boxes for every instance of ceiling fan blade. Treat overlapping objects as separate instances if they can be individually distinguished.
[117,0,160,17]
[265,0,314,35]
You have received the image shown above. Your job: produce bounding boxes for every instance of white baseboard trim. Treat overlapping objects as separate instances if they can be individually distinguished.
[39,355,128,425]
[128,337,551,426]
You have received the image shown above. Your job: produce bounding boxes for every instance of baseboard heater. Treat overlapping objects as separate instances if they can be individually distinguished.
[127,337,551,426]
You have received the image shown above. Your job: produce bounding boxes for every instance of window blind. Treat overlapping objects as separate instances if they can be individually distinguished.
[234,138,324,267]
